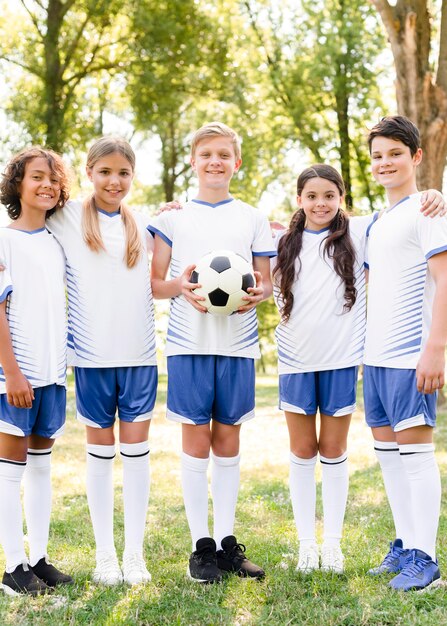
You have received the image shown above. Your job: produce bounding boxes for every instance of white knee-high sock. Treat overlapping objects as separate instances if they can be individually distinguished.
[23,448,52,566]
[181,452,210,549]
[374,440,414,548]
[399,443,441,560]
[120,441,150,557]
[86,444,116,556]
[320,452,348,548]
[211,453,240,550]
[0,459,27,571]
[289,453,317,546]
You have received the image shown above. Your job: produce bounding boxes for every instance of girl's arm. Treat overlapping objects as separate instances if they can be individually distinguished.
[237,256,273,313]
[151,235,207,312]
[0,300,34,408]
[416,251,447,393]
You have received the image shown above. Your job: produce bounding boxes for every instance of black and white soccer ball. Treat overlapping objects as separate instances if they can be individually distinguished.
[190,250,255,315]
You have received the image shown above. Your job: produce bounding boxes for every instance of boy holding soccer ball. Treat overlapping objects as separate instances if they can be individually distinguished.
[149,122,275,583]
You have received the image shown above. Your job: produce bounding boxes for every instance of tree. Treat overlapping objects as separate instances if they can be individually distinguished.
[370,0,447,190]
[128,0,290,204]
[242,0,386,210]
[0,0,130,152]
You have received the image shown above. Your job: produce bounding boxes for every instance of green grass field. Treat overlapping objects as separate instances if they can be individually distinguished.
[0,375,446,625]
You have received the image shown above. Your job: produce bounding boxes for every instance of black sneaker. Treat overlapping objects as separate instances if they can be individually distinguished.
[1,562,49,596]
[32,556,73,587]
[187,537,222,583]
[217,535,265,579]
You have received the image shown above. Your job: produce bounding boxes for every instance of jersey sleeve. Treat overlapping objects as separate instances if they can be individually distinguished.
[0,240,12,302]
[417,213,447,260]
[147,212,174,247]
[252,212,277,257]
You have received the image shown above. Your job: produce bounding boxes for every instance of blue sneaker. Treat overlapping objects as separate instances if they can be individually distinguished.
[368,539,410,575]
[389,549,440,591]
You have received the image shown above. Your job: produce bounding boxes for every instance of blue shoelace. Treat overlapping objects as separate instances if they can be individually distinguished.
[401,553,428,578]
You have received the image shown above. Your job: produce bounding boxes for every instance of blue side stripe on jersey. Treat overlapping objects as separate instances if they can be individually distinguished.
[382,347,421,360]
[232,327,258,346]
[383,337,421,354]
[393,297,424,313]
[388,323,423,341]
[401,262,427,276]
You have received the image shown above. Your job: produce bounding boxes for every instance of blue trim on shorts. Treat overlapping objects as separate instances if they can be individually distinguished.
[279,367,358,416]
[75,366,158,428]
[167,355,255,425]
[363,365,437,431]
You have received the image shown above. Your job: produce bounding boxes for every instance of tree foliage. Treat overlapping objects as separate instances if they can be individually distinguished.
[0,0,130,152]
[241,0,386,210]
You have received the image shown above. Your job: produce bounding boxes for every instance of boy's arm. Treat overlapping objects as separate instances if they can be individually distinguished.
[0,300,34,408]
[416,250,447,393]
[237,256,273,313]
[151,235,207,312]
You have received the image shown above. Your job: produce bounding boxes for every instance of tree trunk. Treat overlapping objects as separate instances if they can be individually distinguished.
[44,0,65,151]
[371,0,447,190]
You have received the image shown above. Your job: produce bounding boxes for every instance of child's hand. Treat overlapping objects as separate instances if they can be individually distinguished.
[180,264,208,313]
[270,221,286,234]
[416,345,445,394]
[420,190,447,217]
[6,371,34,408]
[156,200,182,215]
[237,271,264,313]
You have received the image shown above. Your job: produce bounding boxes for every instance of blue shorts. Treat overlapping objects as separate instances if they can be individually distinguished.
[75,366,158,429]
[279,367,358,416]
[167,355,255,425]
[0,384,66,439]
[363,365,437,432]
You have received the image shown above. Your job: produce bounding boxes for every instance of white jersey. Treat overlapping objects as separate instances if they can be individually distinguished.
[47,200,156,368]
[364,192,447,369]
[0,227,66,391]
[273,215,371,374]
[148,198,276,358]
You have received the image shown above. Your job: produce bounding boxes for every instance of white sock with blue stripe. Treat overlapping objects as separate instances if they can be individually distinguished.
[24,448,52,566]
[211,453,240,550]
[86,444,116,556]
[0,459,27,571]
[120,441,150,557]
[289,453,317,546]
[374,440,414,548]
[399,443,441,560]
[320,452,348,548]
[181,452,210,549]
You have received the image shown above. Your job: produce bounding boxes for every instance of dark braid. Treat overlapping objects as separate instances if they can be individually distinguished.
[273,209,306,321]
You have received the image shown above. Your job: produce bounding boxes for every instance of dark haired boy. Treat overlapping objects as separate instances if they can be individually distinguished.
[363,116,447,591]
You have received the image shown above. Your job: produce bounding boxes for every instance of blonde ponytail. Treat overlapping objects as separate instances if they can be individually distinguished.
[120,202,143,268]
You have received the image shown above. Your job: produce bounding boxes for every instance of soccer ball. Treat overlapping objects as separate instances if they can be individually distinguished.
[190,250,255,315]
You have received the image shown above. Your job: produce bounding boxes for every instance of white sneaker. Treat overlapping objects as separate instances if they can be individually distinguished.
[122,552,152,585]
[296,543,319,573]
[321,545,344,573]
[93,553,123,585]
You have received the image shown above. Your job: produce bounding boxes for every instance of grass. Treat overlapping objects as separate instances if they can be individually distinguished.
[0,374,447,625]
